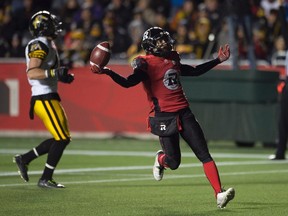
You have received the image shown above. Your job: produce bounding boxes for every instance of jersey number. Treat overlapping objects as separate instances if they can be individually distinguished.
[163,69,179,90]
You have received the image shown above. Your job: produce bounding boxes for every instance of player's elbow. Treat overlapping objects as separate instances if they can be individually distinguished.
[120,84,130,88]
[27,69,44,80]
[27,72,35,80]
[121,83,136,88]
[124,85,134,88]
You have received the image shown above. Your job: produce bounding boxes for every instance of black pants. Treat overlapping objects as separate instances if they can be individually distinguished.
[157,108,213,170]
[275,81,288,158]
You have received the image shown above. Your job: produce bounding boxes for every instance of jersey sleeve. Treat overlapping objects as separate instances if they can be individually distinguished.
[131,56,148,72]
[27,40,49,60]
[105,56,149,88]
[180,58,220,76]
[168,51,181,62]
[105,68,148,88]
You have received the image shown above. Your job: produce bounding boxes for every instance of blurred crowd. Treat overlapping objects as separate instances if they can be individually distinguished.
[0,0,287,68]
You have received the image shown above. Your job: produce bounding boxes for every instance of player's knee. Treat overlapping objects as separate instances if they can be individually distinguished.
[58,138,71,146]
[64,139,71,146]
[167,157,181,170]
[169,162,180,170]
[198,152,213,163]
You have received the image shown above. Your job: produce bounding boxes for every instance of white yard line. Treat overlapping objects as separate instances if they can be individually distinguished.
[1,159,288,177]
[1,149,288,187]
[67,169,288,185]
[1,168,288,187]
[0,149,277,159]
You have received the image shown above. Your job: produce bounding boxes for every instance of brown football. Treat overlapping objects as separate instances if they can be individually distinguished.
[89,41,111,72]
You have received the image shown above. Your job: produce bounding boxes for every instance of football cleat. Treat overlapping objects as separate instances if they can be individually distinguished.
[268,154,285,160]
[153,150,165,181]
[217,188,235,209]
[13,154,29,182]
[38,179,65,189]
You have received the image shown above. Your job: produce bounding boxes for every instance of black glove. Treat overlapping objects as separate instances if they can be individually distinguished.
[46,67,74,84]
[57,67,74,83]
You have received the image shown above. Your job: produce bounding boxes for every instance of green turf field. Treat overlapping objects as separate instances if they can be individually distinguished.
[0,137,287,216]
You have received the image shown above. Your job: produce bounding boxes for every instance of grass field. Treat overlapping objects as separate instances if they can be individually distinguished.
[0,137,288,216]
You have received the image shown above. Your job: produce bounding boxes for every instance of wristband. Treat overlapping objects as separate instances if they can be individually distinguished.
[45,69,56,78]
[45,70,49,78]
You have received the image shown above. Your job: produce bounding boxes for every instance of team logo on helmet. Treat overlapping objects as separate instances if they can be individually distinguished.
[32,15,48,30]
[29,10,62,38]
[142,31,149,41]
[141,27,175,57]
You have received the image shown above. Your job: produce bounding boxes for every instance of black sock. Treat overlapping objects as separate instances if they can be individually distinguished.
[40,140,69,180]
[22,138,54,164]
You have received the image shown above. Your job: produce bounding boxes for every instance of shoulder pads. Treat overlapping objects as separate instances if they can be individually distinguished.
[131,57,148,71]
[28,40,49,59]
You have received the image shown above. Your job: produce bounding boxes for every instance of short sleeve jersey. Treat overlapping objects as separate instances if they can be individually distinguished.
[25,36,59,96]
[133,51,189,112]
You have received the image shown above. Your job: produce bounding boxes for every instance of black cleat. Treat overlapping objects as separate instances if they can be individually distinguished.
[13,154,29,182]
[38,179,65,189]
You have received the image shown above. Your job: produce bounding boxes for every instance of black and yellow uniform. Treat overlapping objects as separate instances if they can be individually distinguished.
[13,11,73,188]
[26,36,71,141]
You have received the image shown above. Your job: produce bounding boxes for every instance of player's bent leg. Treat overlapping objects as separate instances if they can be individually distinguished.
[155,135,181,180]
[38,139,70,188]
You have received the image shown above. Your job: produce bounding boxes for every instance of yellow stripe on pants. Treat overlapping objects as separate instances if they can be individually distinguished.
[34,100,71,141]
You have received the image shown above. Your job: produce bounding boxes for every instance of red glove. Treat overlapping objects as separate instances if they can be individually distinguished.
[217,44,230,62]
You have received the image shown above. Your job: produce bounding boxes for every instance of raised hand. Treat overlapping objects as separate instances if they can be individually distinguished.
[217,44,230,62]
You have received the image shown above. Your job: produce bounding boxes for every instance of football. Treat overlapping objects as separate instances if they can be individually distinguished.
[90,41,111,73]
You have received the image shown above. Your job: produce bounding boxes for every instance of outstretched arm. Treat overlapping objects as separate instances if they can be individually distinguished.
[92,56,149,88]
[102,67,147,88]
[181,44,230,76]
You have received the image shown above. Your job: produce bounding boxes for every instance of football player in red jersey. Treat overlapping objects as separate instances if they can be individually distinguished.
[91,27,235,209]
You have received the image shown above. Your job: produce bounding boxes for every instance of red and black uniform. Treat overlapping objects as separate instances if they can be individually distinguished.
[106,51,221,168]
[105,51,222,196]
[104,26,234,202]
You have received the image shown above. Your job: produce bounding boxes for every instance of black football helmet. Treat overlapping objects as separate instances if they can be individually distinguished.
[141,27,175,57]
[29,10,62,38]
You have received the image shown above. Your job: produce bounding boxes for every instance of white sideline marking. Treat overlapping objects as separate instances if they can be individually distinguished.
[1,160,288,178]
[0,169,288,187]
[0,149,278,159]
[2,149,288,187]
[68,169,288,185]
